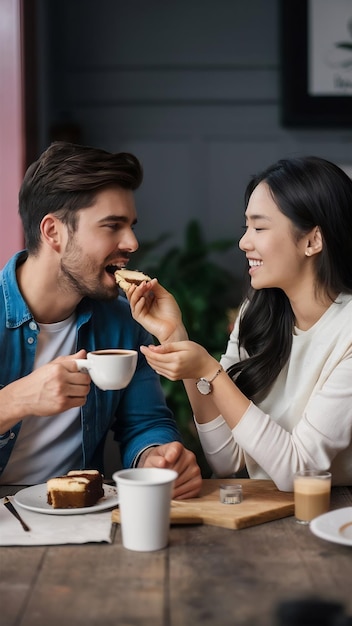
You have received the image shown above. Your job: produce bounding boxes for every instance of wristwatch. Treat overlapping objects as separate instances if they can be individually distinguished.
[196,365,223,395]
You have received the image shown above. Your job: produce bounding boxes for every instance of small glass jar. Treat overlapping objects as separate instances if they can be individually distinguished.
[219,484,243,505]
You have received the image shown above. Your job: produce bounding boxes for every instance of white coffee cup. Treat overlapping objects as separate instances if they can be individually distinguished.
[75,349,138,390]
[113,467,178,552]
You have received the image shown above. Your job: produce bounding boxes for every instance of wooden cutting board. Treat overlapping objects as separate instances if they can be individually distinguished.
[111,478,294,530]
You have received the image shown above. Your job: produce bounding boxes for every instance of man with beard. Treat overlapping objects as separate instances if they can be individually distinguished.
[0,141,201,498]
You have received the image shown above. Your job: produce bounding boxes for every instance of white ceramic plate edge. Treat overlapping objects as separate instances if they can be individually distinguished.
[310,506,352,546]
[14,483,118,515]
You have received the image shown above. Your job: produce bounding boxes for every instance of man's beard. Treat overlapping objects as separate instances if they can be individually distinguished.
[60,244,119,301]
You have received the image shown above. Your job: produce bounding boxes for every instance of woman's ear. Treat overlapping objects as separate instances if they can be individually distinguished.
[305,226,323,257]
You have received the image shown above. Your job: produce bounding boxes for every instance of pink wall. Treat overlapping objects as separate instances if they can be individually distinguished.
[0,0,25,267]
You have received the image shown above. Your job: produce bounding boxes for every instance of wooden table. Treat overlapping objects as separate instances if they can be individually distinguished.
[1,483,352,626]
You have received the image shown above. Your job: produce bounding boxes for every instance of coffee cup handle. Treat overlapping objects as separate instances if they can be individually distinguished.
[75,358,91,375]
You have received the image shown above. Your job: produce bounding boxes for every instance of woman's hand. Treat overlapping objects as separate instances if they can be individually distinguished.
[127,279,188,343]
[140,341,219,382]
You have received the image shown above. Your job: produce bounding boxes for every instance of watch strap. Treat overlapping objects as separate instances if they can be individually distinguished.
[207,365,223,383]
[196,364,223,395]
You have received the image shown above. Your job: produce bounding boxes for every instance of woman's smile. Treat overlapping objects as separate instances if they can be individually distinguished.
[247,258,263,274]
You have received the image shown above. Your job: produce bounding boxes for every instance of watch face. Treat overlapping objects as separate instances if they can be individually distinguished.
[196,378,211,395]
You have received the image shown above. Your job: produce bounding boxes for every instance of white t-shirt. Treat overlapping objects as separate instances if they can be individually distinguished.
[1,314,82,484]
[195,293,352,491]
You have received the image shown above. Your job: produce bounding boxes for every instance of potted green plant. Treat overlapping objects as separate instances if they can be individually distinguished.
[133,220,243,476]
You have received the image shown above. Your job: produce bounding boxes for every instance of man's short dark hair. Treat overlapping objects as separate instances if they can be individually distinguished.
[19,141,143,253]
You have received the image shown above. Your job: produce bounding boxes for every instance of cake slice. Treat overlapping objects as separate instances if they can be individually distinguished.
[47,470,104,509]
[114,269,151,293]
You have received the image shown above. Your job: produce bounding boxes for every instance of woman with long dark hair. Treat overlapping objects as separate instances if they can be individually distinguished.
[127,156,352,491]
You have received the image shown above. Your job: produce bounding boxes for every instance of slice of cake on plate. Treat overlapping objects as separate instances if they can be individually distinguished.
[47,469,104,509]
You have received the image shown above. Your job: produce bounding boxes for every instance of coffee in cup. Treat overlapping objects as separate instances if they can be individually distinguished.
[75,349,138,390]
[294,470,332,524]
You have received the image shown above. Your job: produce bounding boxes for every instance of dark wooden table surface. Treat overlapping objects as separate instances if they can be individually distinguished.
[1,483,352,626]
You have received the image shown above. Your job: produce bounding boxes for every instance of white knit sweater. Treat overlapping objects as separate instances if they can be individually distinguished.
[195,293,352,491]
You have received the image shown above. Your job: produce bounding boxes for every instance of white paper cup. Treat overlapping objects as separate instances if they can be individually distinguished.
[113,468,178,551]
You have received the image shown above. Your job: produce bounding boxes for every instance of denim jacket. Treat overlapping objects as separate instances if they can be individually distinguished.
[0,252,182,477]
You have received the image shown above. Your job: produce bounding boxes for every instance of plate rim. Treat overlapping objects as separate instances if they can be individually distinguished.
[14,482,118,515]
[310,506,352,546]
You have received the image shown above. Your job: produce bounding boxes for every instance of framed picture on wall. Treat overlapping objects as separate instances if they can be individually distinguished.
[281,0,352,127]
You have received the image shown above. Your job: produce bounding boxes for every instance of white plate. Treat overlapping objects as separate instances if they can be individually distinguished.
[310,507,352,546]
[14,483,118,515]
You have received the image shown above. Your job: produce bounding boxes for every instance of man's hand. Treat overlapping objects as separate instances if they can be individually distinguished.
[23,349,92,416]
[0,350,91,433]
[138,441,202,499]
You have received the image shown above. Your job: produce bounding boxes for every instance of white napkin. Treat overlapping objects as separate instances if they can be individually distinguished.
[0,496,115,546]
